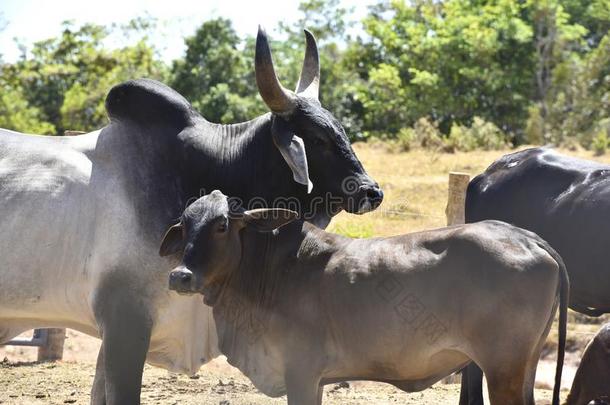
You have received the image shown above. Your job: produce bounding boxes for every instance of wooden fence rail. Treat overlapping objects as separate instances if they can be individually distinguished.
[1,328,66,361]
[442,172,471,384]
[446,172,471,226]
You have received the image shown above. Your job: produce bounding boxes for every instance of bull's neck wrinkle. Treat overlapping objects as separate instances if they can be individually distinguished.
[206,114,273,173]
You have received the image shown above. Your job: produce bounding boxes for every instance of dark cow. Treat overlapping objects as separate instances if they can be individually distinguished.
[567,323,610,405]
[161,191,568,405]
[0,28,381,404]
[461,147,610,405]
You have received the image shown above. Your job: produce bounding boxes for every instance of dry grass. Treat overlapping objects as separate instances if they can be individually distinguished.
[330,143,610,238]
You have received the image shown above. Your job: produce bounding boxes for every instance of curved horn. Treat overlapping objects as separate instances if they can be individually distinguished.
[255,26,296,114]
[295,29,320,100]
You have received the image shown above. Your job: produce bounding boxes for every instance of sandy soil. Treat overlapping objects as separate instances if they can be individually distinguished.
[0,330,570,405]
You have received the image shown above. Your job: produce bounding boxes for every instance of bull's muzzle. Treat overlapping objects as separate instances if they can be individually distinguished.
[357,184,384,213]
[344,181,383,214]
[168,267,197,295]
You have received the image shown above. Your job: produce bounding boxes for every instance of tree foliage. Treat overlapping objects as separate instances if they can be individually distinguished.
[0,1,608,151]
[170,18,264,123]
[1,20,167,135]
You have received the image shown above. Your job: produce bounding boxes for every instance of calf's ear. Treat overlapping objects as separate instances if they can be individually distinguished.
[241,208,299,232]
[159,223,184,257]
[271,117,313,194]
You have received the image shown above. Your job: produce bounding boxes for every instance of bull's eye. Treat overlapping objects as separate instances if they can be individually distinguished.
[311,136,326,146]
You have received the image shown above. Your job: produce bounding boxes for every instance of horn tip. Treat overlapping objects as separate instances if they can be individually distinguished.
[303,29,318,50]
[303,28,315,39]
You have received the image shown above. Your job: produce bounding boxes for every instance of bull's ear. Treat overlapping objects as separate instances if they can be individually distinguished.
[159,223,184,257]
[271,117,313,193]
[241,208,299,232]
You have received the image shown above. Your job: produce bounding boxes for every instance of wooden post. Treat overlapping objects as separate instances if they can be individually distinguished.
[442,172,470,385]
[37,328,66,362]
[446,172,471,226]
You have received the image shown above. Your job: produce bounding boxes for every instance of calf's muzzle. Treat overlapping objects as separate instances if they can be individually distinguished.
[168,267,197,295]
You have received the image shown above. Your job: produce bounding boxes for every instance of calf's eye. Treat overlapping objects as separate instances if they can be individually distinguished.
[217,220,228,233]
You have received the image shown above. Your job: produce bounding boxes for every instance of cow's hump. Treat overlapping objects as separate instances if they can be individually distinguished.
[105,79,197,129]
[484,147,547,174]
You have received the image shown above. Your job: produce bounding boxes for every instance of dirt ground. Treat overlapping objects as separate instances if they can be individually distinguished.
[0,329,572,405]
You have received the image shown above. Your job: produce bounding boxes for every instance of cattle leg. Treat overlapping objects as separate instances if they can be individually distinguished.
[285,369,322,405]
[485,363,533,405]
[459,363,484,405]
[91,343,106,405]
[93,274,153,405]
[459,366,468,405]
[99,308,151,404]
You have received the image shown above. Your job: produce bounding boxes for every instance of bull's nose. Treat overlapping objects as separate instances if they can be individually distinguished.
[359,184,384,209]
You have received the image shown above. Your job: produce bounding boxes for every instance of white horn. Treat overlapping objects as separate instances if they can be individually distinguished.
[295,29,320,100]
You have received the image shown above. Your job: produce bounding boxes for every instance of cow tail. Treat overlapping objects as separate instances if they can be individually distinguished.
[538,240,569,405]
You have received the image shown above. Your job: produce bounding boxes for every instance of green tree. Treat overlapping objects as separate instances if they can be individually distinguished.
[546,31,610,146]
[526,0,588,144]
[279,0,366,138]
[170,18,264,123]
[357,63,407,136]
[60,39,165,130]
[2,20,166,135]
[1,0,607,149]
[0,84,55,134]
[560,0,610,48]
[352,0,539,138]
[0,13,53,134]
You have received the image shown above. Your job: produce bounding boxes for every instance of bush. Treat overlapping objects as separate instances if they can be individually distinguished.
[394,127,417,152]
[383,116,510,153]
[592,130,609,156]
[445,124,476,152]
[468,117,509,150]
[413,117,443,149]
[444,117,508,152]
[524,105,545,145]
[385,117,443,153]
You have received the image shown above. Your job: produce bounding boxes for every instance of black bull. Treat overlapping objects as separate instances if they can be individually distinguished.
[461,146,609,405]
